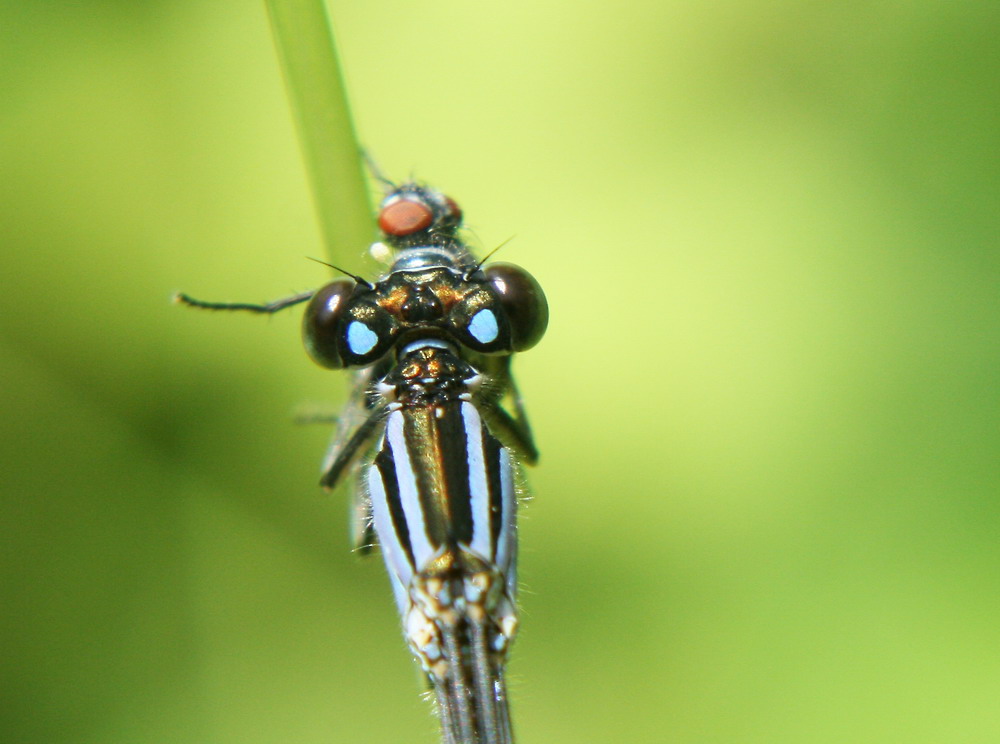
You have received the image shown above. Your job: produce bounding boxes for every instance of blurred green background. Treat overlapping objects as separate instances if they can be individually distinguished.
[2,1,998,742]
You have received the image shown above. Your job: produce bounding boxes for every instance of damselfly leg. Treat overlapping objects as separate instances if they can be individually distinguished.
[174,289,315,314]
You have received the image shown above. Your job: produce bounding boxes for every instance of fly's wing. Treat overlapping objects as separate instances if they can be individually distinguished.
[319,365,386,553]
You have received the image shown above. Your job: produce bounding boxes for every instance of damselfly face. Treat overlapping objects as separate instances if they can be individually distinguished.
[177,180,546,744]
[301,260,547,370]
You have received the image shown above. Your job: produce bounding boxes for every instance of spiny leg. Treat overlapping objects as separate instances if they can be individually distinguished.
[505,377,536,452]
[316,366,387,552]
[319,405,385,490]
[475,357,538,465]
[479,404,538,465]
[291,403,340,426]
[174,289,315,314]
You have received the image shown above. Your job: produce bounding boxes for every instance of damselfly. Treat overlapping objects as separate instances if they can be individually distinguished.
[177,180,547,744]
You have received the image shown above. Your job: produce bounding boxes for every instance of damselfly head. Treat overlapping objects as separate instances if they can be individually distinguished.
[302,262,547,370]
[378,183,463,248]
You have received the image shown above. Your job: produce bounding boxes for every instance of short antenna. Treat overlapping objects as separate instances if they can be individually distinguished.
[465,236,514,279]
[305,256,373,288]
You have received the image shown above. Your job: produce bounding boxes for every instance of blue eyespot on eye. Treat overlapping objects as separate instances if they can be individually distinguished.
[468,308,499,344]
[347,320,378,355]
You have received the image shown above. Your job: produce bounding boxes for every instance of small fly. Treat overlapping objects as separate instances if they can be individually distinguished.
[177,180,547,744]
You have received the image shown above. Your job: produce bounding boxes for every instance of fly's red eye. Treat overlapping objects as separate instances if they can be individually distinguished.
[378,199,434,237]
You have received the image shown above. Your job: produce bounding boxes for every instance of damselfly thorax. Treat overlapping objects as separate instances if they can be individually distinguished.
[177,181,547,744]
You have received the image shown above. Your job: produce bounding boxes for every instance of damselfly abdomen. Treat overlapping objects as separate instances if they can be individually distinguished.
[177,181,547,744]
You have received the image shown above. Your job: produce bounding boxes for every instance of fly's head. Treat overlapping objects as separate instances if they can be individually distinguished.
[302,262,547,371]
[376,183,463,250]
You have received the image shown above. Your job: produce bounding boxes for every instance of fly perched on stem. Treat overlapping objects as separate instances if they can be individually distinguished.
[177,180,547,744]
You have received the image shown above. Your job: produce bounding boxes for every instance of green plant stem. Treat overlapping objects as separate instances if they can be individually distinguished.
[264,0,371,265]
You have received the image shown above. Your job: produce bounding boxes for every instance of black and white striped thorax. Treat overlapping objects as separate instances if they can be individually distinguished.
[369,398,518,604]
[370,399,518,598]
[367,341,520,650]
[371,344,516,572]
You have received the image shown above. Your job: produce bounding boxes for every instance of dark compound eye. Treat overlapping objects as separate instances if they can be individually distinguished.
[378,198,434,237]
[302,279,362,369]
[303,280,400,369]
[484,263,548,352]
[303,279,356,369]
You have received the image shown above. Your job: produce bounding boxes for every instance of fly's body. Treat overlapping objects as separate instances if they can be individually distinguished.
[177,180,547,744]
